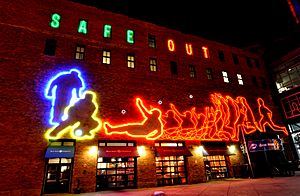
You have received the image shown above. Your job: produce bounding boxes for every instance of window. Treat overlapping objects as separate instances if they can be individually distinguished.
[44,39,57,56]
[149,58,157,72]
[246,57,253,68]
[275,64,300,93]
[170,61,178,75]
[75,44,85,60]
[189,65,196,78]
[102,50,111,64]
[232,53,239,64]
[252,75,258,87]
[206,68,213,80]
[148,34,156,48]
[127,54,135,69]
[237,74,244,85]
[218,50,225,62]
[260,77,267,89]
[254,59,261,69]
[222,71,229,83]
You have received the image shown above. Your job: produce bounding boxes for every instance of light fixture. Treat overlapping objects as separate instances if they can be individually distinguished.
[121,109,126,114]
[74,129,83,136]
[158,100,163,105]
[195,146,204,155]
[228,145,236,154]
[137,146,146,156]
[189,94,193,99]
[88,146,98,156]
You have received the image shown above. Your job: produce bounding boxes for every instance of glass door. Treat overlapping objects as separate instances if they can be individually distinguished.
[44,158,72,194]
[96,157,137,190]
[156,156,187,186]
[204,155,228,179]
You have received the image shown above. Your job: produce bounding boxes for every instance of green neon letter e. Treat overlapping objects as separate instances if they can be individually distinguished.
[78,20,88,34]
[127,30,134,44]
[50,13,61,28]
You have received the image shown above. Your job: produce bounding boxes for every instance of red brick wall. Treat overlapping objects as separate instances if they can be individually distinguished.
[0,0,285,194]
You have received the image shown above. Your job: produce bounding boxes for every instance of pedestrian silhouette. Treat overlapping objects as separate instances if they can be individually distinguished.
[45,69,85,124]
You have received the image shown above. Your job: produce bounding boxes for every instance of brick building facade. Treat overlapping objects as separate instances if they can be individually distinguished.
[0,0,290,195]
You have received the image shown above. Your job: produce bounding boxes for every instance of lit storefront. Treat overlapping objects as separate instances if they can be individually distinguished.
[0,0,291,195]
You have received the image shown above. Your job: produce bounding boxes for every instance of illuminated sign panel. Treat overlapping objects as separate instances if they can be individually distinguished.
[280,92,300,119]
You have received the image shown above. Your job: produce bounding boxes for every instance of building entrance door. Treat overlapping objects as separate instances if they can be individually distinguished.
[43,158,73,194]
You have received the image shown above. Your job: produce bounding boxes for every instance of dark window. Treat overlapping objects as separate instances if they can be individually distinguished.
[189,65,196,78]
[218,50,225,62]
[148,34,156,48]
[246,57,253,68]
[75,44,85,60]
[254,59,261,69]
[252,75,258,87]
[170,61,178,75]
[232,53,239,64]
[44,39,57,56]
[260,77,267,89]
[206,68,213,80]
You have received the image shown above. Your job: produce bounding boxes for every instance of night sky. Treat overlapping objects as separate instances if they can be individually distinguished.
[70,0,298,48]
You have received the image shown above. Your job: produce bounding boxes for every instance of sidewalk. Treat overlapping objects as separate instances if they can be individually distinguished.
[45,172,300,196]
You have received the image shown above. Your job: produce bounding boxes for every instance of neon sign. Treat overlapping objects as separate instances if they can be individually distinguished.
[45,69,86,125]
[158,93,287,141]
[50,13,61,28]
[281,91,300,119]
[45,90,102,140]
[44,69,287,141]
[104,98,163,140]
[78,19,88,34]
[168,39,175,52]
[49,14,214,55]
[185,43,193,55]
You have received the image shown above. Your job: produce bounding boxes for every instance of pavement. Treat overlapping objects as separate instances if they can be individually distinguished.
[44,171,300,196]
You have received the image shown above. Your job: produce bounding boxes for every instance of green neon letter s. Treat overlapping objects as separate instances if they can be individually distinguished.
[50,13,61,28]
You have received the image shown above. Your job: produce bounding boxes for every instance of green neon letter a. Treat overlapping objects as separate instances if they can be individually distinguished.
[127,30,134,44]
[103,24,112,38]
[50,13,61,28]
[78,20,88,34]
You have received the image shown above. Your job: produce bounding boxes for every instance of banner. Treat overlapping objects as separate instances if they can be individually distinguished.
[248,139,282,152]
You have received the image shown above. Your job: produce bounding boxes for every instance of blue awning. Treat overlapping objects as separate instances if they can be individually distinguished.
[45,146,75,158]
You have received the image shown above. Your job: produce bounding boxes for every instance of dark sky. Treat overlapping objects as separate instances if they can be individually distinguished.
[70,0,298,48]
